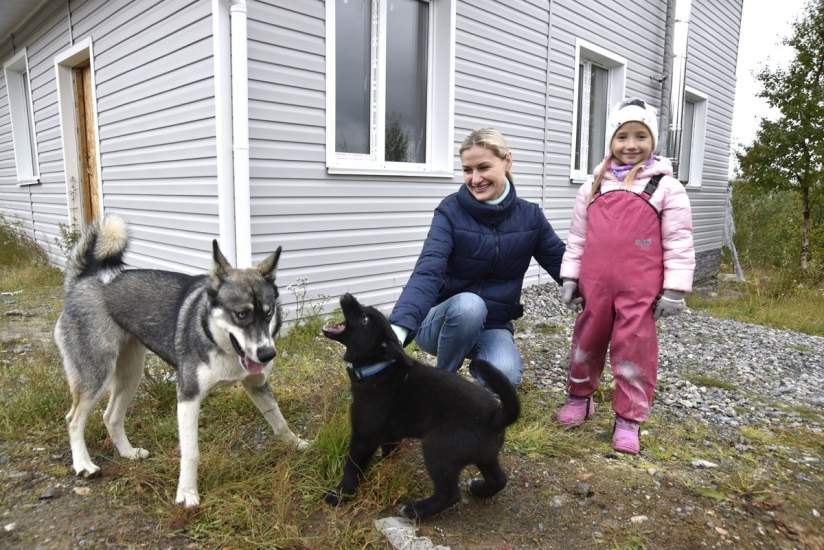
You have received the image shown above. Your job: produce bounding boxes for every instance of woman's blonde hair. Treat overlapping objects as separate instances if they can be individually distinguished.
[460,128,514,183]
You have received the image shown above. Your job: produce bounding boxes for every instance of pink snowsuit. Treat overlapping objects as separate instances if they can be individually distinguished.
[560,156,695,422]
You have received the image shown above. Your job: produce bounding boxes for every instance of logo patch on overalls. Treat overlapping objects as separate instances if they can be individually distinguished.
[635,238,652,247]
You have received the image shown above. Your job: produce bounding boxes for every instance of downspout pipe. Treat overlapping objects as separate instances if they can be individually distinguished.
[213,0,236,265]
[230,0,252,267]
[657,0,675,158]
[660,0,692,178]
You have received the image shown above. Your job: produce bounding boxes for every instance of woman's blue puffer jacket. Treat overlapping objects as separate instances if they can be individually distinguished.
[389,181,566,339]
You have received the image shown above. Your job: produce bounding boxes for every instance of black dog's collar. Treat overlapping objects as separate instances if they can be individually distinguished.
[347,359,395,382]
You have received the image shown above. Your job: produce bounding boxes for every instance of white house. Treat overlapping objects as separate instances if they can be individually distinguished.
[0,0,742,316]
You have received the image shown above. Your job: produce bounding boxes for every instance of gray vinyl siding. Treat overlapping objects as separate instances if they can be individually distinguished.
[685,0,742,253]
[75,0,218,272]
[0,0,71,249]
[0,0,219,272]
[0,41,31,229]
[0,0,741,308]
[245,0,741,313]
[247,0,441,309]
[544,0,667,239]
[455,0,551,288]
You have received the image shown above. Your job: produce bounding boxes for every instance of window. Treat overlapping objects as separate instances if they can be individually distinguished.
[570,40,626,183]
[677,88,708,187]
[3,49,40,184]
[326,0,455,176]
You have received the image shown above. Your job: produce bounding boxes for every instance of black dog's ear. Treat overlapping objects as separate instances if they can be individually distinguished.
[383,338,414,367]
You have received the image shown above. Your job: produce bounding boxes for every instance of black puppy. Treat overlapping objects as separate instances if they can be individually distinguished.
[321,293,520,520]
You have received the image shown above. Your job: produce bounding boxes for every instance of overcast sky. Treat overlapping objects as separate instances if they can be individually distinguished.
[730,0,807,168]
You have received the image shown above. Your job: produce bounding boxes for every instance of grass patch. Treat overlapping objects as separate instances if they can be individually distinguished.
[0,214,63,290]
[3,215,824,547]
[684,375,737,391]
[687,266,824,336]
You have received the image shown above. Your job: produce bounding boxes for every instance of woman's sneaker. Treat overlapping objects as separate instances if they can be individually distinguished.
[612,416,640,454]
[556,395,595,427]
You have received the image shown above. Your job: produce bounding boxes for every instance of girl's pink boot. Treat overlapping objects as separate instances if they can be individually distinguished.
[612,416,640,454]
[556,395,595,427]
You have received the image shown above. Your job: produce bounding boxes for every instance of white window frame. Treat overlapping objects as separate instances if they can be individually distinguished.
[569,39,626,184]
[679,86,708,188]
[3,49,40,185]
[325,0,455,177]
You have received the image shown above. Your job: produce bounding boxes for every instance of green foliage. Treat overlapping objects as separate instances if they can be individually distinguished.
[284,277,331,327]
[687,260,824,336]
[0,214,63,289]
[730,178,824,271]
[734,0,824,271]
[0,213,50,268]
[54,222,81,256]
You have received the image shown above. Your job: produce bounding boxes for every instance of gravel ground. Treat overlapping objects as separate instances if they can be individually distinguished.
[515,281,824,438]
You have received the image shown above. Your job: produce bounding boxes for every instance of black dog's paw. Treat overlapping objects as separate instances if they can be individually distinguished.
[397,501,418,519]
[322,489,342,506]
[467,478,485,497]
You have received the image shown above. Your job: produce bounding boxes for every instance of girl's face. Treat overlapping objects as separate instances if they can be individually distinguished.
[611,121,653,166]
[461,145,512,202]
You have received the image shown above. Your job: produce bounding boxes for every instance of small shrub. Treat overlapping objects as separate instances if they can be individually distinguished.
[0,214,50,268]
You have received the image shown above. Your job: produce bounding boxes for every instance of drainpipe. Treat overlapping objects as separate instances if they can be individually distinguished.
[213,0,236,265]
[230,0,252,267]
[659,0,692,178]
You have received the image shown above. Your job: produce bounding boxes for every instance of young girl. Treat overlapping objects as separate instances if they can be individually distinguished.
[557,98,695,454]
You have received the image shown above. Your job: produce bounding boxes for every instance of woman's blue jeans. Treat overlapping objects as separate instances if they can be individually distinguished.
[414,293,522,387]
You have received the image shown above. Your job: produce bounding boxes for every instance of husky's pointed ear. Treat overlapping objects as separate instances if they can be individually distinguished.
[256,246,282,284]
[210,240,233,292]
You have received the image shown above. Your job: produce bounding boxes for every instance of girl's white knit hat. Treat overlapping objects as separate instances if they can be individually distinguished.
[607,98,659,151]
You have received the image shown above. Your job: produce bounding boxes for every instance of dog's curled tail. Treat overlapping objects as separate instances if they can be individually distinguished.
[63,214,130,291]
[471,360,520,428]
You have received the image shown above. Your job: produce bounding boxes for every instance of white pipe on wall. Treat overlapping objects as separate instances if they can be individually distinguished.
[230,0,252,268]
[667,0,692,178]
[213,0,237,265]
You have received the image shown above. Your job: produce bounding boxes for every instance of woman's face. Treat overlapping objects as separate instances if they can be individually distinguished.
[461,145,512,202]
[611,121,653,166]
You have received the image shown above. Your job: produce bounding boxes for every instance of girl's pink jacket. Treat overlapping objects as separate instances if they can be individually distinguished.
[560,155,696,292]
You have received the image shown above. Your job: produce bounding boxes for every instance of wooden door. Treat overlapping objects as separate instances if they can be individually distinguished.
[73,63,100,225]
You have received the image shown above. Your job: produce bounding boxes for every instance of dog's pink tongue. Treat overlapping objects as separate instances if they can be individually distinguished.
[244,356,264,375]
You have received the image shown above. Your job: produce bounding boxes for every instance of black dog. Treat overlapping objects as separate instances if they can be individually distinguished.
[321,293,520,520]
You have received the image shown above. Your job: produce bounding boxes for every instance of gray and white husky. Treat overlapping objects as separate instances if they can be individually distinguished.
[54,215,308,507]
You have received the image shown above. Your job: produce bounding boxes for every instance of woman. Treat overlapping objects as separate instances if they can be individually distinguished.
[388,128,566,387]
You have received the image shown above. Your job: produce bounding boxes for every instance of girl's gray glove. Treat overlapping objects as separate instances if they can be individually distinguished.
[561,279,584,313]
[653,289,686,320]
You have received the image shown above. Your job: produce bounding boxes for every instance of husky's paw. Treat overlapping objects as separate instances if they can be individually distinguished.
[126,447,150,461]
[176,486,200,508]
[73,461,101,479]
[295,437,311,451]
[322,489,342,507]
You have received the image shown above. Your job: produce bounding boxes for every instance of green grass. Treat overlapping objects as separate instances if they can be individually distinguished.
[3,216,824,548]
[687,266,824,337]
[684,375,737,391]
